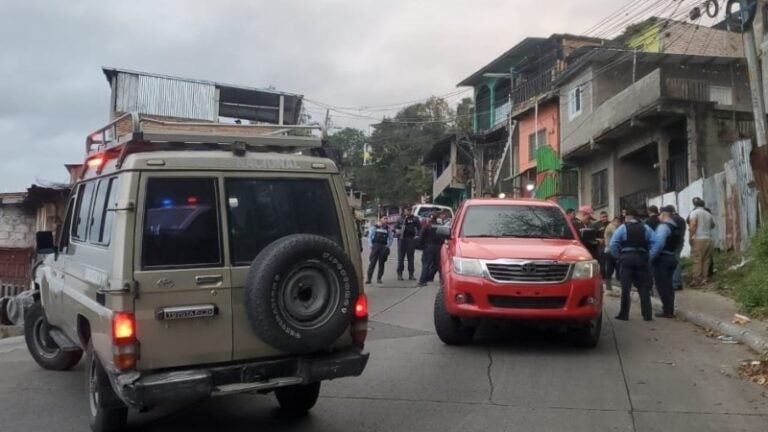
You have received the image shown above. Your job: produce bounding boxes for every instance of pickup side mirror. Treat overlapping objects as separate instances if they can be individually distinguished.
[36,231,56,255]
[436,225,452,240]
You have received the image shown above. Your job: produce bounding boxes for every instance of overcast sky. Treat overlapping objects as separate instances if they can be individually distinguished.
[0,0,632,192]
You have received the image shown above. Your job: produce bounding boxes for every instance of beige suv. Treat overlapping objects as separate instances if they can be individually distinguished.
[25,114,369,432]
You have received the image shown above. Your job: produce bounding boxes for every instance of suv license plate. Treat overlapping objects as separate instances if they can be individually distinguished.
[156,304,218,321]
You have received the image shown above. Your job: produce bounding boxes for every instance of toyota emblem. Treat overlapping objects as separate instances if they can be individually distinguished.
[521,263,537,273]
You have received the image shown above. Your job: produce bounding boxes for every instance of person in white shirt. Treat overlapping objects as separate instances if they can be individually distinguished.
[687,197,715,286]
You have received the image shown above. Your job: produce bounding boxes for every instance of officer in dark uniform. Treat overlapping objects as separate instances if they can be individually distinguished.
[366,215,394,285]
[645,205,660,231]
[609,208,661,321]
[653,206,682,318]
[396,207,421,281]
[417,214,443,287]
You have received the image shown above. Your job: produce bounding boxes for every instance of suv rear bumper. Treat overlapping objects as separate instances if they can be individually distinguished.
[111,348,369,409]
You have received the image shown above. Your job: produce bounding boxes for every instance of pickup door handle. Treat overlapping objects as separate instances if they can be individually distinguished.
[195,275,223,286]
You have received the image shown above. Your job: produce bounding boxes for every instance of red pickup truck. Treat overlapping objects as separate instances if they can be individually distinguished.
[433,198,603,347]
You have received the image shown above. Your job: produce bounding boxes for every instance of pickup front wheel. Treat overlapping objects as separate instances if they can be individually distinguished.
[24,302,83,371]
[434,288,475,345]
[573,313,602,348]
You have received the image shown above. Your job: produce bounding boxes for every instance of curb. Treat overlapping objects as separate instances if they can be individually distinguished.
[0,335,24,355]
[610,282,768,355]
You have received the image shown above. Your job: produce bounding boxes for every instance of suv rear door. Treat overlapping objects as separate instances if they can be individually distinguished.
[133,174,233,369]
[224,174,349,360]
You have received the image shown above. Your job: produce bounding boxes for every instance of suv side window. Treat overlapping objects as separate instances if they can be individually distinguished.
[226,178,342,266]
[142,178,221,268]
[59,196,75,252]
[72,182,96,241]
[89,177,119,245]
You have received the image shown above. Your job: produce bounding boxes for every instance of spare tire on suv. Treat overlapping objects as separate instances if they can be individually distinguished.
[244,234,359,354]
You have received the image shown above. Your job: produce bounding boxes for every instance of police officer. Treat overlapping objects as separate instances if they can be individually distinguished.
[367,215,394,285]
[653,206,682,318]
[610,208,661,321]
[417,214,443,287]
[396,207,420,281]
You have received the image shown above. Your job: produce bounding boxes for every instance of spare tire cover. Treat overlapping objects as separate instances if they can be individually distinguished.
[244,234,359,354]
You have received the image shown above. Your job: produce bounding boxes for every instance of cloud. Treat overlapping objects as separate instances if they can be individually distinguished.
[0,0,631,191]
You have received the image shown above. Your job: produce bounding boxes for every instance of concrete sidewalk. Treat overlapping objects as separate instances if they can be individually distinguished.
[610,281,768,355]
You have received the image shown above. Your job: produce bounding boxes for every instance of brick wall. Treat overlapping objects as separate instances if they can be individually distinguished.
[0,204,35,249]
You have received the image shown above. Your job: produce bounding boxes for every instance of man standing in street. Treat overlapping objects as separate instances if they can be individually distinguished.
[367,215,394,285]
[610,208,661,321]
[654,207,683,318]
[688,197,715,287]
[595,211,610,282]
[396,207,420,281]
[418,214,443,287]
[665,205,687,290]
[603,216,621,287]
[645,205,660,231]
[573,206,600,259]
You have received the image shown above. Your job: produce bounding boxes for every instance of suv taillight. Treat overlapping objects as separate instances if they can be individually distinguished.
[112,312,138,371]
[352,294,368,346]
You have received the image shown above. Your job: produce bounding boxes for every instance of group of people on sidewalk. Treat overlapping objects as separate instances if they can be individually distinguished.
[365,207,450,286]
[572,197,717,322]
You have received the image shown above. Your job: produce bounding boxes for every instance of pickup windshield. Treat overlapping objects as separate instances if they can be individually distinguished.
[461,205,574,240]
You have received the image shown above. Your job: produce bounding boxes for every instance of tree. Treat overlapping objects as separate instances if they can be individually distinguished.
[327,127,366,172]
[357,97,454,205]
[455,97,474,134]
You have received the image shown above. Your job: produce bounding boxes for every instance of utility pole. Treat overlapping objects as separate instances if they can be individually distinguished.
[322,109,331,140]
[732,0,767,146]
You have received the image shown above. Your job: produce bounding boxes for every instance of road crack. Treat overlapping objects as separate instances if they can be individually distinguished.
[608,313,638,432]
[485,346,495,403]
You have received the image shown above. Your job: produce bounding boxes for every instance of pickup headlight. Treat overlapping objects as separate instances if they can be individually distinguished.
[452,258,485,277]
[572,260,599,280]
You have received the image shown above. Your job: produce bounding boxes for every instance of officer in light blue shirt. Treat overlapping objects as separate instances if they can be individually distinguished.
[367,216,394,285]
[609,208,660,321]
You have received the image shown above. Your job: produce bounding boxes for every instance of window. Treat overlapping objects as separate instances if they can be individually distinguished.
[226,178,341,265]
[72,182,95,241]
[142,178,221,268]
[591,169,608,208]
[416,206,445,217]
[59,197,74,251]
[709,86,733,105]
[226,178,342,266]
[460,205,573,239]
[89,177,119,245]
[568,86,583,120]
[528,129,548,161]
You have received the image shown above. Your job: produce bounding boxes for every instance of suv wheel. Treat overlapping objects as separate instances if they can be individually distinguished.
[275,382,321,415]
[24,302,83,371]
[434,288,475,345]
[573,313,602,348]
[86,341,128,432]
[245,234,359,355]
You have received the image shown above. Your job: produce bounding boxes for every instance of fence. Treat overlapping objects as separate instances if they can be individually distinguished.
[647,140,760,257]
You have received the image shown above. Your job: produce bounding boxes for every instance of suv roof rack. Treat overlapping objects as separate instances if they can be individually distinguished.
[85,112,325,168]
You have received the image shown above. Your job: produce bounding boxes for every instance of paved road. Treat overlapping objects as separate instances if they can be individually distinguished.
[2,249,768,431]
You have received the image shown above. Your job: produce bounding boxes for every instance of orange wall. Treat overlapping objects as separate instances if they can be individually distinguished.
[517,101,560,174]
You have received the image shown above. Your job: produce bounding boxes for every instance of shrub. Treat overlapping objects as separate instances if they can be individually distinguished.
[734,226,768,316]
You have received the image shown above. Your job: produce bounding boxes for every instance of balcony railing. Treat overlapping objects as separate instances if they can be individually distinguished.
[433,163,468,199]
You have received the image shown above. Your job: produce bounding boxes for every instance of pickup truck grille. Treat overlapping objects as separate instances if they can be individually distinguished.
[485,262,571,283]
[488,295,567,309]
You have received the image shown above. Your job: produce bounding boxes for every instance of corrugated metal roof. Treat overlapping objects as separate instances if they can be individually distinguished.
[103,67,301,97]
